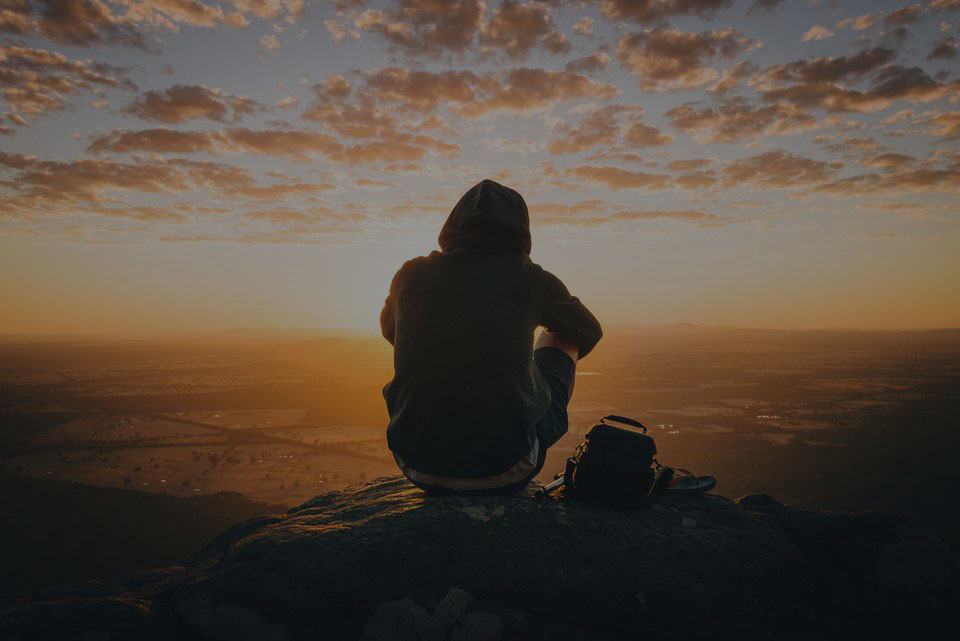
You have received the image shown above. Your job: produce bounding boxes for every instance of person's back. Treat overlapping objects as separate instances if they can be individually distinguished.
[380,179,602,491]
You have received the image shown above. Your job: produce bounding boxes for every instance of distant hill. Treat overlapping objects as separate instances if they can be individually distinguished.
[0,473,285,598]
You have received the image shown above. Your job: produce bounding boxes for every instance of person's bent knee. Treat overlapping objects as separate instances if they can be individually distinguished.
[535,329,578,363]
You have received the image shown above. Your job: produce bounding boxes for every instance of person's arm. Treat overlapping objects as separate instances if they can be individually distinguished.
[538,267,603,359]
[379,268,402,346]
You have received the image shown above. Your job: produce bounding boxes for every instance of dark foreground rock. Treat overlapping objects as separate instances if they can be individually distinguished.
[2,476,958,640]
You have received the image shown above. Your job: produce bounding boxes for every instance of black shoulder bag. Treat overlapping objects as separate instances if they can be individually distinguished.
[536,415,673,510]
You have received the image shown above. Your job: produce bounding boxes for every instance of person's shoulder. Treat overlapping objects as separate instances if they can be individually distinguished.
[398,252,437,271]
[525,258,556,280]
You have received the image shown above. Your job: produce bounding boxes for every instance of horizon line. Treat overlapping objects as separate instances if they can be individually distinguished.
[1,322,959,342]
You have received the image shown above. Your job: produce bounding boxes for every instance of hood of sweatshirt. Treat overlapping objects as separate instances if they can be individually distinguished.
[438,179,531,255]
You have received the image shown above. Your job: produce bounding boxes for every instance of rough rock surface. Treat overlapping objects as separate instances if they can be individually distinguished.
[2,476,958,640]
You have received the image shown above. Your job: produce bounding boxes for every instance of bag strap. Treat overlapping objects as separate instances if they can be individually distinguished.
[600,415,647,433]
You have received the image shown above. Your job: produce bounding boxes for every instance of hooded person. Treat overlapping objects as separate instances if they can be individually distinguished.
[380,179,603,492]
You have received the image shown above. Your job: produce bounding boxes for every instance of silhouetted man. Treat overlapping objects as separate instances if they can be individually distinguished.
[380,179,602,492]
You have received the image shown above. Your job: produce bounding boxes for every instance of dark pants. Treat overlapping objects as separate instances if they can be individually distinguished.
[411,346,576,495]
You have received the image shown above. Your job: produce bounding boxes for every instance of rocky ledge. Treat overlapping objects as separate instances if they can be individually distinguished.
[2,476,958,640]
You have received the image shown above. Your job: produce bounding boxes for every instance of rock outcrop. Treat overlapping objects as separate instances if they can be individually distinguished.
[2,476,958,640]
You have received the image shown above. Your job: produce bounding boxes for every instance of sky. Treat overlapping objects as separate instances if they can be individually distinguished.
[0,0,958,334]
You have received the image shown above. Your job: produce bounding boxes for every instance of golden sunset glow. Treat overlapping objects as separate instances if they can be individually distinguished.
[1,0,958,333]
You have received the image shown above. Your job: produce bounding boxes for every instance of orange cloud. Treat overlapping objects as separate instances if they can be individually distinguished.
[624,122,674,147]
[562,165,674,189]
[87,128,343,161]
[547,105,637,154]
[354,0,484,59]
[884,4,925,25]
[861,153,916,169]
[721,151,838,189]
[456,67,618,117]
[0,153,351,216]
[535,207,731,227]
[232,182,336,200]
[593,0,736,24]
[224,128,343,160]
[924,111,960,137]
[0,43,137,117]
[755,48,959,113]
[835,13,878,31]
[88,128,222,154]
[0,0,305,51]
[812,168,960,196]
[616,26,755,91]
[121,84,259,123]
[355,66,617,118]
[564,51,610,74]
[480,0,569,60]
[666,98,816,143]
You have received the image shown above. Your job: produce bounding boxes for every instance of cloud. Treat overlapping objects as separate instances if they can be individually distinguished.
[247,207,329,223]
[812,168,960,196]
[327,140,432,165]
[547,104,668,154]
[224,128,343,160]
[532,200,613,216]
[231,182,337,200]
[801,25,834,42]
[616,26,756,91]
[121,85,259,123]
[0,155,237,208]
[835,13,878,31]
[665,98,816,143]
[548,105,627,154]
[818,135,884,155]
[624,122,674,147]
[720,151,838,189]
[84,204,192,222]
[709,60,759,94]
[355,177,394,189]
[758,47,896,86]
[324,18,359,42]
[256,34,280,52]
[591,0,735,24]
[86,127,354,162]
[572,16,593,37]
[536,207,730,227]
[561,165,674,189]
[353,0,484,59]
[275,95,300,109]
[352,66,617,118]
[747,0,784,14]
[13,0,148,49]
[564,51,609,74]
[480,0,569,60]
[755,47,959,113]
[930,0,960,10]
[0,152,349,218]
[0,43,137,117]
[0,0,307,50]
[666,158,713,171]
[861,152,916,169]
[928,36,958,59]
[923,111,960,137]
[884,4,925,25]
[88,128,222,154]
[461,67,618,116]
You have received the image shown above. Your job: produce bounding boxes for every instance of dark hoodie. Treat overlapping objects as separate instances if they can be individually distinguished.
[380,179,602,477]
